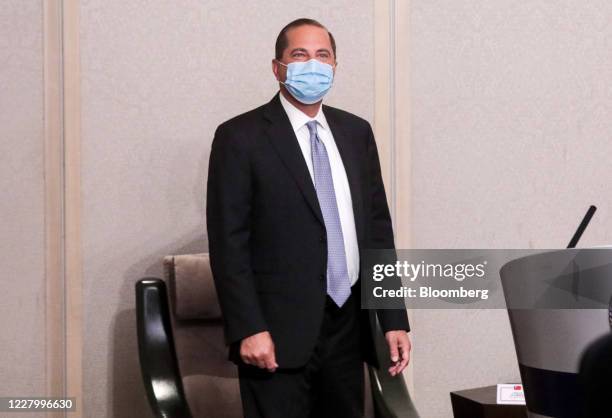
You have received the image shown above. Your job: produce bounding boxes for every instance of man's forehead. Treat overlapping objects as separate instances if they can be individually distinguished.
[285,25,332,47]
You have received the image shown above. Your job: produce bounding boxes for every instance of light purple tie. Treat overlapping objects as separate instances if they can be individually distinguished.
[306,120,351,307]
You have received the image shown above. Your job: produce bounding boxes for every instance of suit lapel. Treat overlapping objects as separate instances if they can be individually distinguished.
[263,94,325,226]
[262,94,366,244]
[323,107,365,246]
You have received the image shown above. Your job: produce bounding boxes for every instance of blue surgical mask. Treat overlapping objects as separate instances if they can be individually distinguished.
[277,59,334,104]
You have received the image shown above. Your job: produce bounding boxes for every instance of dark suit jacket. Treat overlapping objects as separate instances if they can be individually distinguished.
[206,92,410,369]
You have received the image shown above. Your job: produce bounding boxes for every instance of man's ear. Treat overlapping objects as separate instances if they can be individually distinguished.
[271,59,279,81]
[272,58,280,81]
[272,59,286,83]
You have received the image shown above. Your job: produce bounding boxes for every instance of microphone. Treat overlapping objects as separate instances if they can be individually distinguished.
[567,205,597,249]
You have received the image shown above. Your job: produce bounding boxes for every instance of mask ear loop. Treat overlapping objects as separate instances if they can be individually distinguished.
[275,59,289,86]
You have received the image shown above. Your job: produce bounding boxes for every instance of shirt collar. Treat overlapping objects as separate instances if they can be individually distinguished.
[278,91,330,133]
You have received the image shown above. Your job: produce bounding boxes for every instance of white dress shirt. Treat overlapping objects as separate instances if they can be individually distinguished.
[279,92,360,287]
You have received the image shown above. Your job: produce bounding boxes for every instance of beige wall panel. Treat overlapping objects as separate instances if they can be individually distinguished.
[0,1,46,414]
[409,1,612,416]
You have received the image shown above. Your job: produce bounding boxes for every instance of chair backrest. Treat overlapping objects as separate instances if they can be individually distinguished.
[578,332,612,417]
[163,253,242,418]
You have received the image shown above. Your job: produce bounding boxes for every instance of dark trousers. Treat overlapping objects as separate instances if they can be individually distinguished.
[238,291,365,418]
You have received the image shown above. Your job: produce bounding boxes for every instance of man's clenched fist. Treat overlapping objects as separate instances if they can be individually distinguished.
[240,331,278,372]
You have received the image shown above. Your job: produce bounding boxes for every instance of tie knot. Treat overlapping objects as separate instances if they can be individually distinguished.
[306,120,318,138]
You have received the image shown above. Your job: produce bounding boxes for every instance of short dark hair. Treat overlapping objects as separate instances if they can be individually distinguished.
[275,18,336,60]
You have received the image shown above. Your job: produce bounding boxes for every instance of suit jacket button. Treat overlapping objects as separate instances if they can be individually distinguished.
[319,274,325,281]
[320,235,326,243]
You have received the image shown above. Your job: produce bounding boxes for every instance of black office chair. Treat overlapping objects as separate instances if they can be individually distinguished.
[136,253,419,418]
[578,331,612,417]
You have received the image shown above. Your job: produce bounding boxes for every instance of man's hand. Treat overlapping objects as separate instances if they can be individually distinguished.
[385,330,411,377]
[240,331,278,372]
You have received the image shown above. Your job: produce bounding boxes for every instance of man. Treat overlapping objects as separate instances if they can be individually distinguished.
[206,18,411,418]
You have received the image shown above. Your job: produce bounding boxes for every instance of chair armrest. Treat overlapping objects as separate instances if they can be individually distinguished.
[367,315,419,418]
[136,278,193,418]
